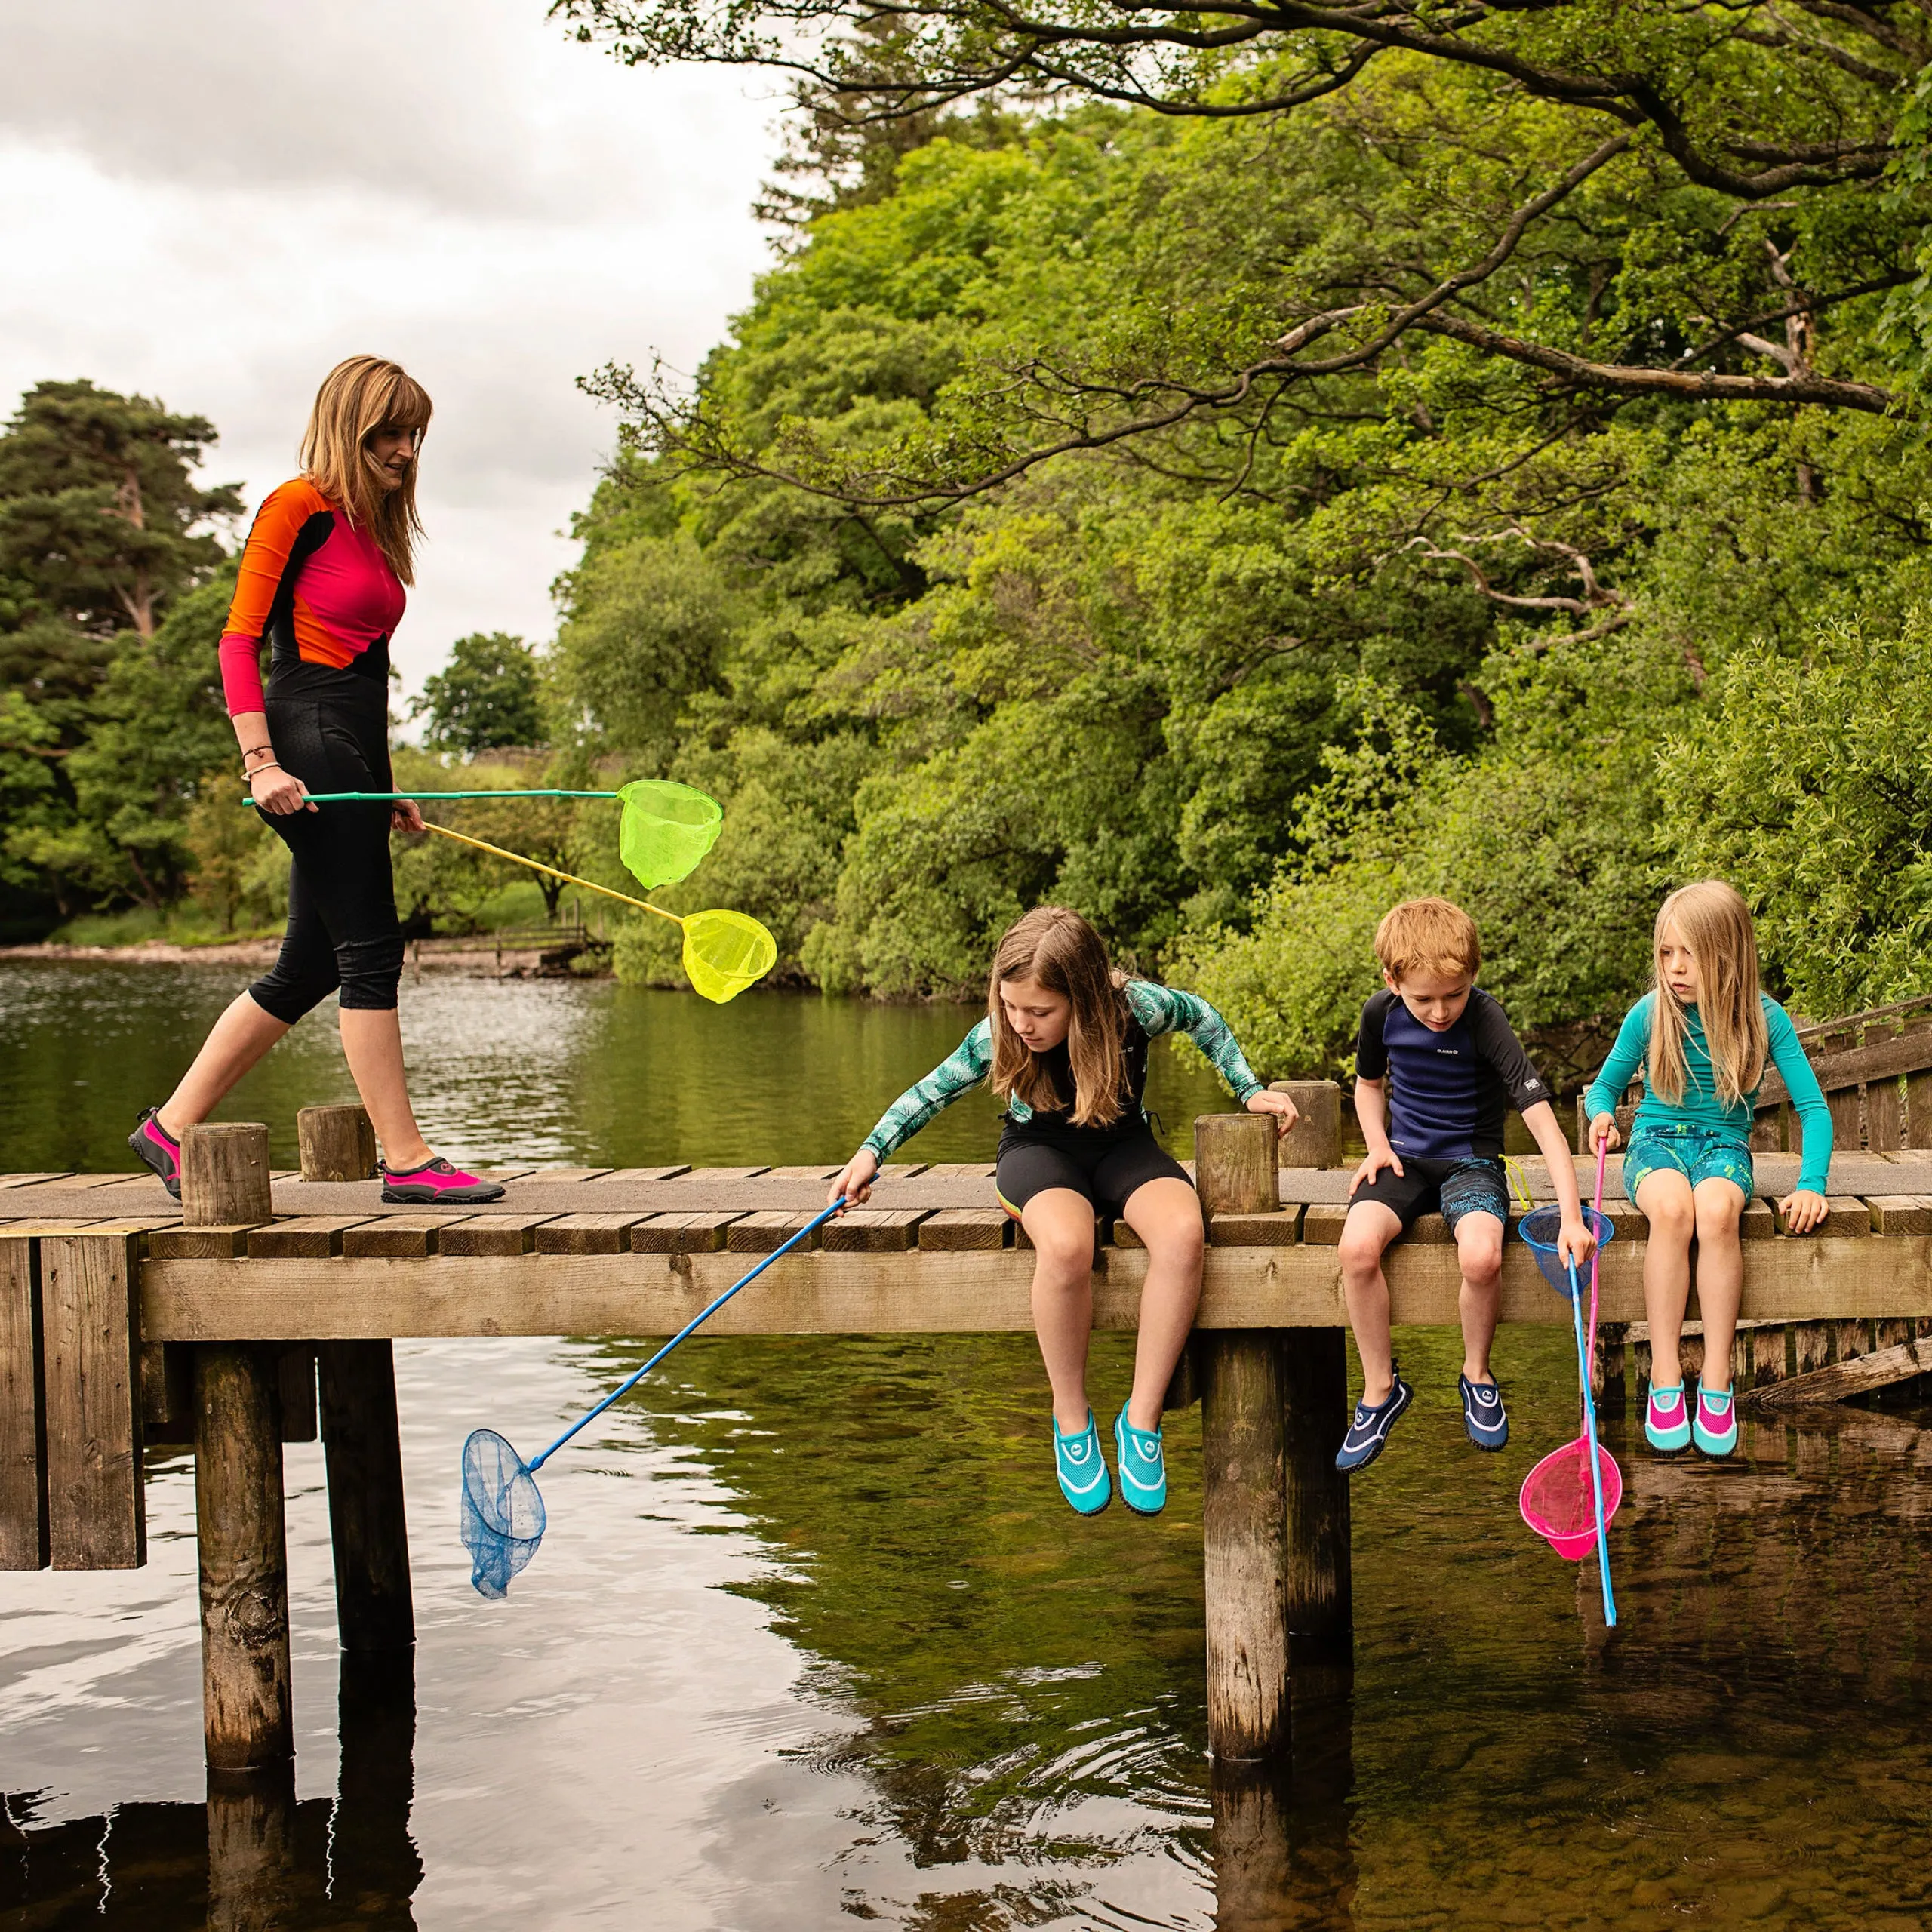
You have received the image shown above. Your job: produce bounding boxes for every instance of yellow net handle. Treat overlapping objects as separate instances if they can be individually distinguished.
[419,820,685,929]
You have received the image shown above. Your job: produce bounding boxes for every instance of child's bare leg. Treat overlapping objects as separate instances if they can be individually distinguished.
[1635,1170,1695,1389]
[1453,1211,1504,1383]
[1022,1189,1100,1433]
[1690,1177,1747,1392]
[1117,1177,1205,1431]
[1338,1201,1403,1404]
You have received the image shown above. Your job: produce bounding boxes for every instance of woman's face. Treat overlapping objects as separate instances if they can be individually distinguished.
[365,424,420,492]
[999,977,1072,1052]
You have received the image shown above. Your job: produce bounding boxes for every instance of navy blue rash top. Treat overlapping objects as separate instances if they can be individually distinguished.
[1354,987,1551,1161]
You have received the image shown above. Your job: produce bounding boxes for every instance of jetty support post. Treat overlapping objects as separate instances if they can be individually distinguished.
[1195,1113,1291,1761]
[185,1124,294,1771]
[294,1103,415,1652]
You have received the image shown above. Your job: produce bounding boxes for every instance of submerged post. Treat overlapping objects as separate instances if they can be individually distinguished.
[1195,1113,1290,1761]
[319,1341,415,1651]
[184,1123,292,1770]
[195,1343,293,1769]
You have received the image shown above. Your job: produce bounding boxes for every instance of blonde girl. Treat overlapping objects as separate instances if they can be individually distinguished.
[829,907,1296,1518]
[1586,881,1830,1457]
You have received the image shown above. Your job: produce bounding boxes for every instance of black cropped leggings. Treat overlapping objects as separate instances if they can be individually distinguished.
[248,666,405,1022]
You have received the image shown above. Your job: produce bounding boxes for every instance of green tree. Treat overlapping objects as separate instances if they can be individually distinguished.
[411,632,546,753]
[1659,611,1932,1016]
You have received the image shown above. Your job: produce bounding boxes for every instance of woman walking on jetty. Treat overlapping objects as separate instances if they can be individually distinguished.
[830,906,1296,1518]
[129,355,502,1206]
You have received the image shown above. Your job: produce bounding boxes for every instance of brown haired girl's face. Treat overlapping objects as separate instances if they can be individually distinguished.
[365,423,420,491]
[999,977,1072,1053]
[1657,922,1700,1004]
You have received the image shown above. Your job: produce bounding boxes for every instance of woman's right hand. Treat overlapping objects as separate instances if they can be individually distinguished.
[250,764,315,815]
[829,1147,879,1212]
[1588,1112,1621,1155]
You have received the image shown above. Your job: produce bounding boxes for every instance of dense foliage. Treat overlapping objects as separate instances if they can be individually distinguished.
[542,23,1932,1073]
[12,13,1932,1082]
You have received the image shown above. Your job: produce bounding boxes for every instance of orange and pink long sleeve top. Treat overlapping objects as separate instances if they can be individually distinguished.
[219,478,406,715]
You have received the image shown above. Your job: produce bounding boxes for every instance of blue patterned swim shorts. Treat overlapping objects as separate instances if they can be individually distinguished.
[1623,1123,1755,1198]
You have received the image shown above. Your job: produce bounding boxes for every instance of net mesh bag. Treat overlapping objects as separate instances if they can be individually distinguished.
[460,1428,547,1600]
[681,909,778,1004]
[1520,1439,1624,1560]
[617,780,724,891]
[1516,1204,1613,1298]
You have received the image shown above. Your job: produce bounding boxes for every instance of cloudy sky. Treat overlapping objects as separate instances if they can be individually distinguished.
[0,0,780,698]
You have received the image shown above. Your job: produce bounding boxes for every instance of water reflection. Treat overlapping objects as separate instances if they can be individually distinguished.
[5,1654,419,1930]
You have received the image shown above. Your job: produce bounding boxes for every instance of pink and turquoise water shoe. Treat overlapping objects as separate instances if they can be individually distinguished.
[1692,1383,1738,1457]
[379,1158,505,1206]
[128,1107,182,1199]
[1644,1382,1691,1454]
[1053,1411,1112,1516]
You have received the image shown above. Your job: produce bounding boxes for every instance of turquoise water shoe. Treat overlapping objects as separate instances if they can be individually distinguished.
[1053,1411,1112,1516]
[1645,1383,1691,1454]
[1692,1383,1737,1457]
[1113,1405,1167,1515]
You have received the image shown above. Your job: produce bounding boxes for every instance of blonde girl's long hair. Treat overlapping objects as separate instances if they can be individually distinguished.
[1646,880,1769,1109]
[299,355,432,583]
[989,906,1128,1128]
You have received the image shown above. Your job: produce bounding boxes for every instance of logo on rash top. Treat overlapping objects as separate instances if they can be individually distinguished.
[1435,1048,1459,1055]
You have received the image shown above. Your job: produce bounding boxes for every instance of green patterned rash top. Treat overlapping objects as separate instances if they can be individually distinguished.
[859,980,1266,1162]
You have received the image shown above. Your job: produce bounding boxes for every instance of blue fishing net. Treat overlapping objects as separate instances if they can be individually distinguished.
[460,1428,546,1599]
[1518,1204,1614,1297]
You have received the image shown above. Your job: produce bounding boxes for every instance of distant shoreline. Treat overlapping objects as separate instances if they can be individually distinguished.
[0,940,592,978]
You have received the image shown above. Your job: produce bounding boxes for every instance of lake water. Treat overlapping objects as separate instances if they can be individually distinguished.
[3,961,1930,1930]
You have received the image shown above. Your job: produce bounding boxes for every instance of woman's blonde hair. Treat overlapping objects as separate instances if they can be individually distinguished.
[1646,880,1769,1109]
[299,355,432,583]
[988,906,1128,1128]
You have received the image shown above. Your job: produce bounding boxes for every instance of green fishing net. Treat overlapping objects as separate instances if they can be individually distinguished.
[617,780,724,891]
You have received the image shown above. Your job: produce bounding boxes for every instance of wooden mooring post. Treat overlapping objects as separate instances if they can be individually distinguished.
[300,1104,416,1652]
[1195,1112,1352,1763]
[184,1124,294,1770]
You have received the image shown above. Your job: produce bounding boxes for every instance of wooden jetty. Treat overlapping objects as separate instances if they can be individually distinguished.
[5,1090,1932,1778]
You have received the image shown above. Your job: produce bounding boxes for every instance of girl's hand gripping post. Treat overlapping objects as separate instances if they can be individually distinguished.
[1244,1088,1300,1137]
[1779,1187,1829,1235]
[829,1147,879,1213]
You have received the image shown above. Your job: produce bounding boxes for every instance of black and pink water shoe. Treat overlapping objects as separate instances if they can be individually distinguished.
[379,1158,506,1206]
[128,1106,183,1198]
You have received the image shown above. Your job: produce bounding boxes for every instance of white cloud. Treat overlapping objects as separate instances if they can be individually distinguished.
[0,0,782,696]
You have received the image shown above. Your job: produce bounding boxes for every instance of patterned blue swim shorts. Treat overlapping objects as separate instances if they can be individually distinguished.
[1623,1123,1755,1198]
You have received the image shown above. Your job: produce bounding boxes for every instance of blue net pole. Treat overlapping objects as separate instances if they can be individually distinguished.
[525,1197,847,1475]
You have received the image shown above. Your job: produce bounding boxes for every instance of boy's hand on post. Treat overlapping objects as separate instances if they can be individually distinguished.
[829,1149,878,1213]
[1780,1188,1828,1235]
[1588,1112,1620,1155]
[1349,1146,1402,1196]
[1245,1089,1299,1137]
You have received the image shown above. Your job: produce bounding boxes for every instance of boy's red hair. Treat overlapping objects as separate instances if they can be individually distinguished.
[1374,897,1481,983]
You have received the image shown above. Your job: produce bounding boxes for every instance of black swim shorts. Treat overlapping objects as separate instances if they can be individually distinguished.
[1349,1155,1509,1234]
[995,1124,1192,1220]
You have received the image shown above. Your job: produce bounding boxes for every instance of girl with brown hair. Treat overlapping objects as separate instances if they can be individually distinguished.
[829,907,1295,1516]
[1586,881,1830,1458]
[128,355,503,1206]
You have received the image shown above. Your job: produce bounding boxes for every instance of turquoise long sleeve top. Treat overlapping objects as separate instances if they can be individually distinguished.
[860,980,1264,1162]
[1583,992,1832,1194]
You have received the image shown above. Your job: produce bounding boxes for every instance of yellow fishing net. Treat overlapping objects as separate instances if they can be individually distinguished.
[681,909,778,1005]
